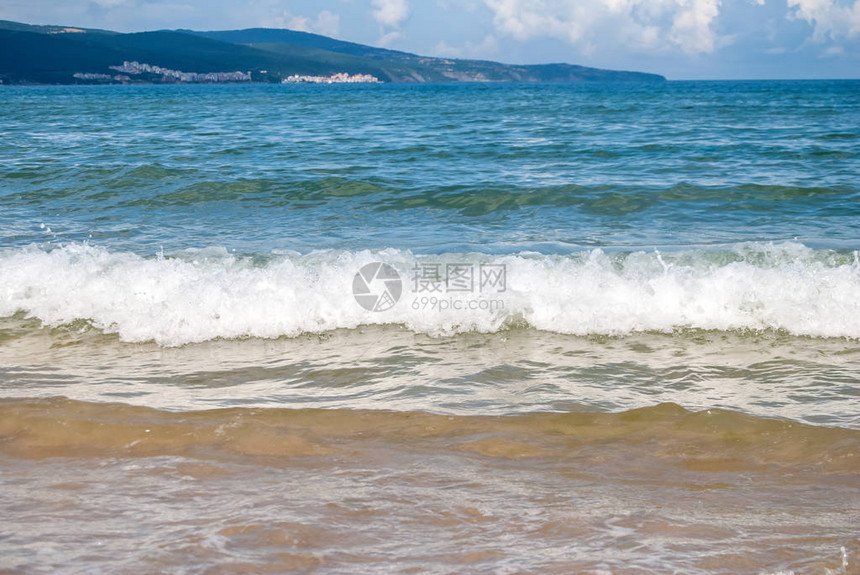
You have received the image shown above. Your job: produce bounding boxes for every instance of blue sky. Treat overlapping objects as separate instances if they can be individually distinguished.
[1,0,858,79]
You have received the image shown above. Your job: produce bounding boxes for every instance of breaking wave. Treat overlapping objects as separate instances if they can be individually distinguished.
[1,241,858,346]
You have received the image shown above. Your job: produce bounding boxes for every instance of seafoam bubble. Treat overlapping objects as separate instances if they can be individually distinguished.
[0,241,858,346]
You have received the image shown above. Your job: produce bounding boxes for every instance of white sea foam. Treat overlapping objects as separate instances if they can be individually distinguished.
[1,242,858,346]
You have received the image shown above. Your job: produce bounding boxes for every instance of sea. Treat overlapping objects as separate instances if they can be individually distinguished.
[0,80,858,574]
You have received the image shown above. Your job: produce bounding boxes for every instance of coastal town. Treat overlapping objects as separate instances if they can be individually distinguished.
[282,72,381,84]
[70,62,381,84]
[73,72,125,82]
[109,61,251,83]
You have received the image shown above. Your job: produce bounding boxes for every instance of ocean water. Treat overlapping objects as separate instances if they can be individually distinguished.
[0,81,859,574]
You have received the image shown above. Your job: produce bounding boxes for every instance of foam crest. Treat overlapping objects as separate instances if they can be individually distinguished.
[1,242,858,346]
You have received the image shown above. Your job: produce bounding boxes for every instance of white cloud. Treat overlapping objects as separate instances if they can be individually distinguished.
[787,0,860,41]
[371,0,410,27]
[435,40,461,56]
[370,0,409,47]
[377,29,402,46]
[286,14,311,31]
[312,10,341,37]
[434,34,499,58]
[671,0,723,52]
[468,34,500,55]
[483,0,726,54]
[264,9,341,37]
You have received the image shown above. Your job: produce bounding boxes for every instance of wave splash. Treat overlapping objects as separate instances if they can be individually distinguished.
[1,242,858,346]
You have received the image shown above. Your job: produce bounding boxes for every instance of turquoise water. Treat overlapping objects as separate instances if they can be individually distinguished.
[2,81,858,254]
[0,81,859,573]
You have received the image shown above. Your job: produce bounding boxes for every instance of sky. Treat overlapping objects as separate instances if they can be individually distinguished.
[1,0,858,79]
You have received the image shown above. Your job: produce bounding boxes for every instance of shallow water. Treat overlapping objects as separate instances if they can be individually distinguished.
[2,321,860,428]
[1,398,857,574]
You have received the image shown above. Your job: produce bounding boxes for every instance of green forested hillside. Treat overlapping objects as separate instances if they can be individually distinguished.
[0,20,666,84]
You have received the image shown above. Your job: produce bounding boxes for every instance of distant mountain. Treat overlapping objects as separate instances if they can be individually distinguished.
[0,20,118,36]
[189,28,410,61]
[0,20,666,85]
